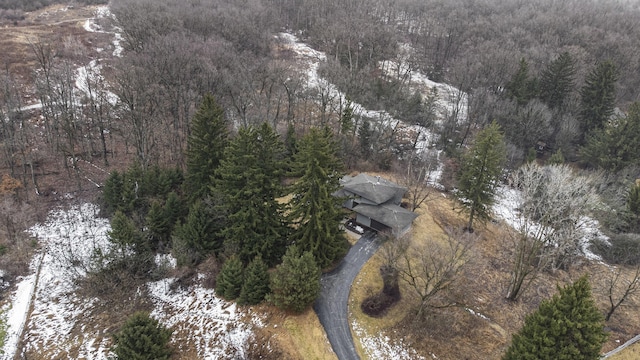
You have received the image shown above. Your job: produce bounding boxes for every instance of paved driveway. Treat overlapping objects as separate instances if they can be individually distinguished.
[314,232,381,360]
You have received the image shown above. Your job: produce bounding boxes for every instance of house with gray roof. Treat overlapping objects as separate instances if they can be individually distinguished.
[335,173,418,236]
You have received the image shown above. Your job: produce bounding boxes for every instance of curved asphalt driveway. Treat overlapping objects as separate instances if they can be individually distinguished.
[314,232,381,360]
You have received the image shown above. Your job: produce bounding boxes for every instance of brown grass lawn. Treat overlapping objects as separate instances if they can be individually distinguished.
[350,174,640,359]
[609,341,640,359]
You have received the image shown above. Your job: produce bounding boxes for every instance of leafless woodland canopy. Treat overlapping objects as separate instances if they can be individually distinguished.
[1,0,640,282]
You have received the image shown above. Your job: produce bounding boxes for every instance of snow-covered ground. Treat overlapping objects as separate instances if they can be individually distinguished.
[277,33,453,154]
[0,204,255,359]
[352,321,427,360]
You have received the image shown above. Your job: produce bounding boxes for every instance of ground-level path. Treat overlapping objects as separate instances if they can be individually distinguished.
[314,232,381,360]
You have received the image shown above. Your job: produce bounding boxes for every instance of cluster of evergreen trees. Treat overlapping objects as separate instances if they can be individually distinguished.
[100,94,348,313]
[500,55,640,172]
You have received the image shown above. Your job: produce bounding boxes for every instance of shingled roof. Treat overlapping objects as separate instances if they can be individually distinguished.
[353,203,418,234]
[337,173,406,205]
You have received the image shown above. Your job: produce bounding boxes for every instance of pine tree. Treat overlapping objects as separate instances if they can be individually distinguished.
[547,149,565,165]
[112,312,172,360]
[581,102,640,171]
[108,210,147,255]
[579,60,618,142]
[340,100,354,135]
[289,127,349,268]
[185,94,229,203]
[215,255,244,300]
[102,170,123,216]
[358,118,373,158]
[163,191,186,233]
[505,58,538,106]
[503,276,607,360]
[172,200,223,265]
[539,52,576,110]
[216,123,290,266]
[457,122,506,232]
[268,245,321,313]
[238,255,270,305]
[145,200,170,251]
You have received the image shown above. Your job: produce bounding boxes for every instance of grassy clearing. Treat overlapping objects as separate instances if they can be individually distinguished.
[251,305,337,360]
[609,341,640,360]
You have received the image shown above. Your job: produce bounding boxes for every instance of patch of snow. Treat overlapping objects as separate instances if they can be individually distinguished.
[1,268,39,358]
[4,203,256,358]
[351,320,426,360]
[464,307,490,320]
[380,59,468,125]
[154,253,177,269]
[276,33,437,155]
[148,278,254,359]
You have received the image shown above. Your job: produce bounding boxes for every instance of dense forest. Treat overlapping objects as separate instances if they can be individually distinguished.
[1,0,640,358]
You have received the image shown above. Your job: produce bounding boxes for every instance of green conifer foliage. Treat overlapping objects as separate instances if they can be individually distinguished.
[547,149,565,165]
[456,122,506,232]
[539,52,576,110]
[505,58,538,106]
[216,123,290,266]
[289,127,348,268]
[185,94,229,202]
[268,245,321,313]
[102,170,123,216]
[238,255,270,305]
[579,60,618,141]
[112,312,172,360]
[108,210,146,255]
[503,276,607,360]
[172,200,222,265]
[145,200,170,251]
[215,255,244,300]
[581,102,640,171]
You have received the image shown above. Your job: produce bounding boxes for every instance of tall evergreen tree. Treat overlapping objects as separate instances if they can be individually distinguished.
[581,102,640,171]
[102,170,123,216]
[215,255,244,300]
[145,200,170,251]
[579,60,618,142]
[112,312,172,360]
[340,100,354,135]
[172,199,224,265]
[238,255,270,305]
[268,245,321,313]
[456,122,506,232]
[539,52,576,111]
[503,276,607,360]
[185,94,229,202]
[358,118,373,158]
[505,58,538,106]
[216,123,290,266]
[289,127,349,268]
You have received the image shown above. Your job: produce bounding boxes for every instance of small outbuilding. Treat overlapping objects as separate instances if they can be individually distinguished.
[334,173,418,236]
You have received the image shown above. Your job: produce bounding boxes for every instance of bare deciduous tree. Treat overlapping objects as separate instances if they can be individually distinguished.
[398,227,475,318]
[506,163,599,300]
[396,149,440,212]
[603,265,640,321]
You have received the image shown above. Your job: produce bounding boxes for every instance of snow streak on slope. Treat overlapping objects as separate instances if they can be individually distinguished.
[1,203,255,359]
[276,33,438,153]
[148,278,255,359]
[351,321,426,360]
